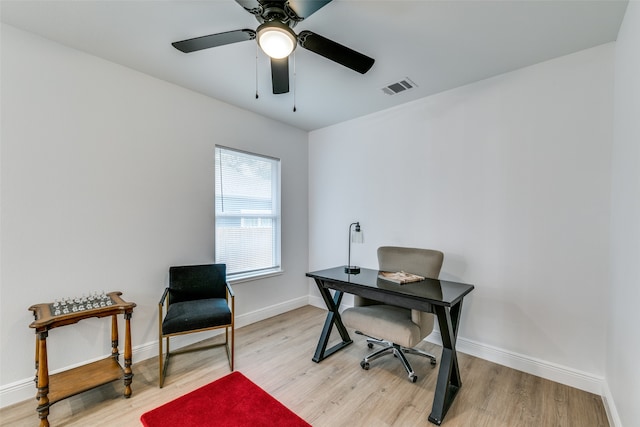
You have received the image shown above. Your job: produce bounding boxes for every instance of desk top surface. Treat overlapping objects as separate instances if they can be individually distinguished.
[307,267,474,307]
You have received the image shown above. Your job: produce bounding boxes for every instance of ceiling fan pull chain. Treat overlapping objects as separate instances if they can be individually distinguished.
[293,51,297,112]
[255,44,259,99]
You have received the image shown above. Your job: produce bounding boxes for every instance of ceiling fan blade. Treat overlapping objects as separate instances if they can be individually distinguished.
[172,29,256,53]
[298,31,374,74]
[271,57,290,94]
[234,0,264,15]
[286,0,332,19]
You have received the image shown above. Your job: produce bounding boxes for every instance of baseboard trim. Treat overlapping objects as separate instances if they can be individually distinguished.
[601,381,622,427]
[426,331,605,395]
[235,296,309,329]
[310,297,609,397]
[0,295,310,409]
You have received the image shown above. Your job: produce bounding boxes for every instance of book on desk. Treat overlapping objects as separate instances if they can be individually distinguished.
[378,271,425,284]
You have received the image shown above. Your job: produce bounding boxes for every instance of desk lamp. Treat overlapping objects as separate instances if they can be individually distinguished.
[345,222,363,274]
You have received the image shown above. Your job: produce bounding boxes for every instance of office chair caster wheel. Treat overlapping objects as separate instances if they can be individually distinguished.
[367,343,374,349]
[360,361,370,370]
[430,359,437,366]
[409,374,418,383]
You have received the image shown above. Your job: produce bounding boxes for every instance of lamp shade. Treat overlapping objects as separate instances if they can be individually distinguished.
[351,224,364,244]
[346,222,363,274]
[257,22,297,59]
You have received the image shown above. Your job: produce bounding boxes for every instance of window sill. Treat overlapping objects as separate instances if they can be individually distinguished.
[227,268,284,285]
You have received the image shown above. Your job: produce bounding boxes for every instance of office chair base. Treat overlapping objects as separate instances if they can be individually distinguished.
[356,331,436,383]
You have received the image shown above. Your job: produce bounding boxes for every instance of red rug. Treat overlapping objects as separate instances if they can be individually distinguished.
[140,371,310,427]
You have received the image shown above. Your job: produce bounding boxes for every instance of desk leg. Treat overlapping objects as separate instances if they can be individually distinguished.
[429,301,463,425]
[312,280,352,362]
[35,330,50,427]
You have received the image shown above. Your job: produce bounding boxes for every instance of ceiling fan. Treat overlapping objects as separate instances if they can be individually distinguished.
[172,0,375,95]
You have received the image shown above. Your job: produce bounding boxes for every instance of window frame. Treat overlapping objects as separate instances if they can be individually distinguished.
[214,145,283,282]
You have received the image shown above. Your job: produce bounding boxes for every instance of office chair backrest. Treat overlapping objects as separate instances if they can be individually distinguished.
[377,246,443,279]
[168,264,227,304]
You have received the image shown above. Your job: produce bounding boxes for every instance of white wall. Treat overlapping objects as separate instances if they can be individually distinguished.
[2,13,633,423]
[0,24,308,406]
[608,1,640,426]
[309,43,614,393]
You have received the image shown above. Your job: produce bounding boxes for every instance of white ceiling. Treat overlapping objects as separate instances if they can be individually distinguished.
[1,0,628,131]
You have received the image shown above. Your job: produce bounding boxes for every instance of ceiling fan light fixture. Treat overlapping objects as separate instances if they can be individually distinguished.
[257,21,297,59]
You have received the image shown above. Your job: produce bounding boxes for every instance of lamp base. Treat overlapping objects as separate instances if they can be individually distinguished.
[345,266,361,274]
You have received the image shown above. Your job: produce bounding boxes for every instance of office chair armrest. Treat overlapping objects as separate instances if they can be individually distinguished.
[158,287,170,306]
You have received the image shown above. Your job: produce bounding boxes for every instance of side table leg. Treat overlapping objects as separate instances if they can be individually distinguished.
[123,312,133,398]
[34,334,39,389]
[111,315,119,360]
[36,330,50,427]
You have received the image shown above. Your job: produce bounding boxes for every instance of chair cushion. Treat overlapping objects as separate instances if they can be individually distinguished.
[162,298,231,335]
[342,305,426,348]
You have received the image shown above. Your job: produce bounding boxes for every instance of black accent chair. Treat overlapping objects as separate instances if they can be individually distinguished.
[158,264,234,388]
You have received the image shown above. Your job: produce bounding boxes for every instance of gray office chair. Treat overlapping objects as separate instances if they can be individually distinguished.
[342,246,443,382]
[158,264,234,387]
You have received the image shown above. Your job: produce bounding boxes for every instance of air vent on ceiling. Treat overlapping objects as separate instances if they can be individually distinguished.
[382,77,417,95]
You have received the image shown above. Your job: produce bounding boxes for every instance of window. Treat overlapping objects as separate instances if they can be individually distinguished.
[215,146,281,280]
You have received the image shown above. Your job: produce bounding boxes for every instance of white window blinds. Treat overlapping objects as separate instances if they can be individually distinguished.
[215,146,281,278]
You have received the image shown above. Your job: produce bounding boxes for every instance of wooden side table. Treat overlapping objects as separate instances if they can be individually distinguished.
[28,291,136,427]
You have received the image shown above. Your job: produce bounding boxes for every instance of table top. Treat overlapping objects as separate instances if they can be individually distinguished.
[307,267,474,308]
[29,291,136,330]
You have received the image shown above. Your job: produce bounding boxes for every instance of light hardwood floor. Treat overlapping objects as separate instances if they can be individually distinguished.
[1,305,608,426]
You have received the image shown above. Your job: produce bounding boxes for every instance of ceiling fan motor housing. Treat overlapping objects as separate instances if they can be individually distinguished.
[252,2,303,27]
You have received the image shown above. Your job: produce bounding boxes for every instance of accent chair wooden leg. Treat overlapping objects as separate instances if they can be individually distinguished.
[158,335,164,388]
[230,325,235,371]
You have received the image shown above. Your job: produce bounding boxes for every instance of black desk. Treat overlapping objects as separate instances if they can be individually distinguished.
[306,267,474,425]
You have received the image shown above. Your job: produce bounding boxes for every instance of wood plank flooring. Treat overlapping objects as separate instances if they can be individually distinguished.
[0,305,608,426]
